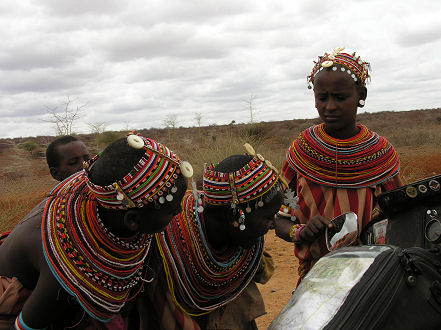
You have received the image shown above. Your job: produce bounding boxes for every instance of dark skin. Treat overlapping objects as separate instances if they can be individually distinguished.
[313,66,367,139]
[0,175,187,328]
[204,187,283,250]
[49,140,90,181]
[276,67,366,243]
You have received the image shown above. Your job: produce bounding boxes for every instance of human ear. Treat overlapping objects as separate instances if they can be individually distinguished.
[123,209,139,231]
[49,167,61,181]
[358,87,367,108]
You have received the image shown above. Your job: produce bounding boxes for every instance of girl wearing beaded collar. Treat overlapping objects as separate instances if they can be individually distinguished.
[140,145,284,329]
[275,47,403,284]
[0,135,191,329]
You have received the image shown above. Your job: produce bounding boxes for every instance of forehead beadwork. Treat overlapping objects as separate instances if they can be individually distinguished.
[202,143,288,211]
[84,134,193,210]
[307,47,371,89]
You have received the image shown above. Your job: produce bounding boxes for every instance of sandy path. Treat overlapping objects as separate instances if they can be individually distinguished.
[255,230,299,329]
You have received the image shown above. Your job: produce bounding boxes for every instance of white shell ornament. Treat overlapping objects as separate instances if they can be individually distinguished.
[243,143,256,156]
[256,154,265,162]
[127,135,145,149]
[328,54,335,60]
[239,224,246,231]
[180,161,194,178]
[321,60,333,68]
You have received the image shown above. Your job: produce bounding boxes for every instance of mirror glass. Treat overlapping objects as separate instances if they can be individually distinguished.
[325,212,358,251]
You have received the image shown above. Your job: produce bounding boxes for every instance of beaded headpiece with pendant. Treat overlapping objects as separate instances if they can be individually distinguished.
[84,134,194,210]
[307,46,371,89]
[203,143,288,220]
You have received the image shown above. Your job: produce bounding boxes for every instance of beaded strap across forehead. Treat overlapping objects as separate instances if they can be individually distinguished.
[308,47,371,88]
[203,156,279,206]
[85,137,181,210]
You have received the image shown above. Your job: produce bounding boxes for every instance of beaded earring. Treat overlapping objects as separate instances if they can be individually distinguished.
[238,209,246,231]
[232,209,246,230]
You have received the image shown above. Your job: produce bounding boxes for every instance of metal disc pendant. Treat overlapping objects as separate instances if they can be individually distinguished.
[246,206,252,213]
[159,196,165,204]
[166,194,173,202]
[171,186,178,193]
[258,200,264,207]
[197,205,204,213]
[239,224,246,230]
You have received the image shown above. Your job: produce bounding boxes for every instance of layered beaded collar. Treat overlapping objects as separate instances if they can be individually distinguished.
[287,124,400,188]
[42,171,153,322]
[155,191,264,316]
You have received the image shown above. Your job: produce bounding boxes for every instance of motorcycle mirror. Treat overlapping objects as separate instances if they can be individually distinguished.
[325,212,358,251]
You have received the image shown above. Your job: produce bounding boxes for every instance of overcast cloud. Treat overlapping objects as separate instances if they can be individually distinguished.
[0,0,440,138]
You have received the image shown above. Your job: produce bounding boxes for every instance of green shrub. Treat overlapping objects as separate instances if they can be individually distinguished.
[20,140,39,155]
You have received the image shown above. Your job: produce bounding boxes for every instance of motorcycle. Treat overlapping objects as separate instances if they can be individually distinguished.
[269,174,441,330]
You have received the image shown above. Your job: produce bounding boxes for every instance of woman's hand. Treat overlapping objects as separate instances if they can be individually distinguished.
[300,215,332,242]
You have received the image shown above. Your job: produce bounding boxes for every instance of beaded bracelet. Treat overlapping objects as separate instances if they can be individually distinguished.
[289,224,305,244]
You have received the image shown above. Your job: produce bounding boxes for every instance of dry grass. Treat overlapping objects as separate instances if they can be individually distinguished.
[1,108,441,232]
[0,145,55,231]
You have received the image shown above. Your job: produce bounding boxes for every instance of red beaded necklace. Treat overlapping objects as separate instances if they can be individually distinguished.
[42,171,153,322]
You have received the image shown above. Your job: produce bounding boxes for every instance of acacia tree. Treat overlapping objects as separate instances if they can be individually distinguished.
[88,122,107,135]
[194,112,202,128]
[194,112,202,138]
[44,96,86,135]
[163,114,178,140]
[246,95,257,123]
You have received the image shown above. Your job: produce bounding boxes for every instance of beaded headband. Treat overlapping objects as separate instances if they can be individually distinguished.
[307,47,371,89]
[203,143,288,211]
[85,134,193,210]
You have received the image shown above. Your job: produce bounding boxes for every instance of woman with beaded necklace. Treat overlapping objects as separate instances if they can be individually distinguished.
[275,47,403,284]
[0,134,192,329]
[138,144,284,329]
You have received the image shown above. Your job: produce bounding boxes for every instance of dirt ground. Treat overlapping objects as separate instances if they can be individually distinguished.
[255,230,299,329]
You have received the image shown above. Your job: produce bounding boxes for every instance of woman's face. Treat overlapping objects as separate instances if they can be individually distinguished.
[313,68,366,139]
[228,188,283,248]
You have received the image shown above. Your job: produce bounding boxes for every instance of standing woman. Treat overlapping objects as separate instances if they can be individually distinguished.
[276,47,403,283]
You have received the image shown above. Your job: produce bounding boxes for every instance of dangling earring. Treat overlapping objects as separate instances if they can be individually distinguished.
[238,209,246,231]
[358,99,365,106]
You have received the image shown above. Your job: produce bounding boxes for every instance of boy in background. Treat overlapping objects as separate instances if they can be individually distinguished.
[45,135,90,181]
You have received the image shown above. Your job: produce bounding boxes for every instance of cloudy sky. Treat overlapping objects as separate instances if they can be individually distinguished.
[0,0,440,138]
